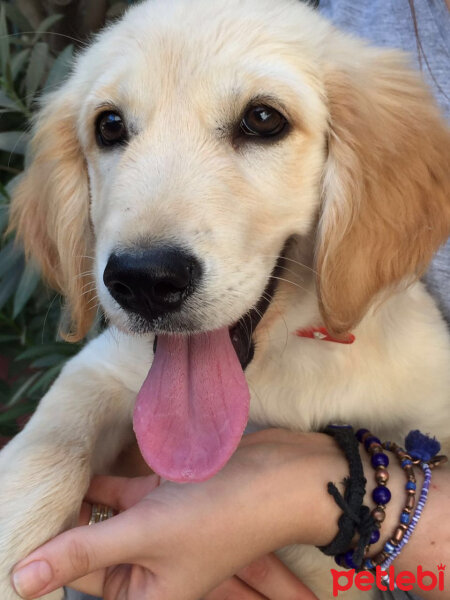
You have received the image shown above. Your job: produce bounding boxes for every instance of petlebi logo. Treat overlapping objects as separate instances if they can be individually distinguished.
[331,564,445,596]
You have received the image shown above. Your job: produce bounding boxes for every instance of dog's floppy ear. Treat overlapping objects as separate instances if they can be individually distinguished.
[316,49,450,335]
[9,89,96,341]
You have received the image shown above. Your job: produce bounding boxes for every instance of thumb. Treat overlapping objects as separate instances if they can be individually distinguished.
[11,507,148,599]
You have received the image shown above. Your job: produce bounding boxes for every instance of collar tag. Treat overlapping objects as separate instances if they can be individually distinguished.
[295,327,355,344]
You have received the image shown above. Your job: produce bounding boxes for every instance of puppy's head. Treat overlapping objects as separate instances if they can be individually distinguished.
[11,0,449,343]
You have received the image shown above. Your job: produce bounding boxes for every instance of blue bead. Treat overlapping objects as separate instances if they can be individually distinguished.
[371,452,389,468]
[405,481,416,491]
[335,554,345,566]
[400,512,410,524]
[364,436,381,450]
[369,529,381,544]
[356,428,369,442]
[344,549,357,569]
[365,559,376,570]
[372,485,392,505]
[401,459,412,468]
[384,541,396,554]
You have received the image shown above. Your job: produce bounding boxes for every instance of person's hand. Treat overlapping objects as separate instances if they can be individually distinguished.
[11,430,347,600]
[79,476,318,600]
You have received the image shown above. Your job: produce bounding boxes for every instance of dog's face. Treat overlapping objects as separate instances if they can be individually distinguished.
[11,0,450,343]
[76,0,329,342]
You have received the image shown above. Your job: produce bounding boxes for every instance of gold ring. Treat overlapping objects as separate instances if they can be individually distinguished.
[88,503,115,526]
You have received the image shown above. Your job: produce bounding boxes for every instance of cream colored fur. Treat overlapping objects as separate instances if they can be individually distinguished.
[1,1,450,598]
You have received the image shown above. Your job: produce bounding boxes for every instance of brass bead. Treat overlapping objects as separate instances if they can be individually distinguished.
[375,467,389,484]
[403,507,412,514]
[370,444,382,453]
[407,489,416,495]
[392,528,405,544]
[361,431,372,443]
[374,552,388,565]
[405,495,416,509]
[372,507,386,523]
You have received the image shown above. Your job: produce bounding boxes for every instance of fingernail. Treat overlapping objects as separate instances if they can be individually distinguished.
[12,560,53,599]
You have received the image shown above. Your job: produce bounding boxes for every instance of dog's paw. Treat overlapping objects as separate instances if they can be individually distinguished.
[0,436,90,600]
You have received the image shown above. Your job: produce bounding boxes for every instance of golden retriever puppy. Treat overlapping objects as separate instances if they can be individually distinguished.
[1,0,449,598]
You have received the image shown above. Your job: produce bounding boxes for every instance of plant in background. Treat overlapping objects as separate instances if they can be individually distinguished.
[0,0,136,441]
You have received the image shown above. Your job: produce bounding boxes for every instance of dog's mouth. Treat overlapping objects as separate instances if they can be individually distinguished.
[152,256,282,369]
[133,256,284,483]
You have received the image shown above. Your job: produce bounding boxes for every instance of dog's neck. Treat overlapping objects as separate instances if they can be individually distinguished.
[247,236,449,441]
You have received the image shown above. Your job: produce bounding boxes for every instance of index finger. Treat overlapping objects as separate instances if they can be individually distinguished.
[12,504,152,599]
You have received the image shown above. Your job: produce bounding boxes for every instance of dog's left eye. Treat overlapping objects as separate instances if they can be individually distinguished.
[240,106,287,138]
[96,111,128,147]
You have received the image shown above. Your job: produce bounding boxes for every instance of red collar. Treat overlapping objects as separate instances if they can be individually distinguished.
[295,327,355,344]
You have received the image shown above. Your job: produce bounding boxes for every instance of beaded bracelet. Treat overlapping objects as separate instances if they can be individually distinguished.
[323,427,446,573]
[356,429,391,534]
[363,442,418,570]
[380,460,431,571]
[364,430,446,572]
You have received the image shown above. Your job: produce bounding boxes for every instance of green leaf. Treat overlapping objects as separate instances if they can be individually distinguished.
[0,130,30,155]
[0,180,10,200]
[0,239,23,280]
[0,401,35,425]
[28,365,62,396]
[13,260,41,317]
[0,334,20,343]
[17,343,76,361]
[25,42,49,107]
[0,421,21,437]
[6,173,23,197]
[33,14,63,43]
[0,204,8,231]
[7,372,41,406]
[44,44,73,92]
[0,4,10,82]
[11,48,30,81]
[0,88,22,111]
[0,260,23,310]
[3,4,32,33]
[31,354,67,369]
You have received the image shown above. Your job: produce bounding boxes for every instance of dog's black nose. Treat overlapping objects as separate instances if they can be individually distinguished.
[103,247,202,320]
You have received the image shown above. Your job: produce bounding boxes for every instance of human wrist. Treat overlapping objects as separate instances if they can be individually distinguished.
[273,433,350,547]
[295,429,424,560]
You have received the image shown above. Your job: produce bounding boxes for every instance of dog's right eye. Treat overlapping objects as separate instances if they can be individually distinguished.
[96,111,128,147]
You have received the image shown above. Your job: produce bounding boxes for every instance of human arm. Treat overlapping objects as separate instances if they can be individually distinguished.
[11,429,450,600]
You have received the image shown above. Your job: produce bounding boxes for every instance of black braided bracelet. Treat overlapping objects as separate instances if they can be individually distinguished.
[318,425,376,567]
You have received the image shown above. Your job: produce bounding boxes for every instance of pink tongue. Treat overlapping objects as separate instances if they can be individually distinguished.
[133,328,250,483]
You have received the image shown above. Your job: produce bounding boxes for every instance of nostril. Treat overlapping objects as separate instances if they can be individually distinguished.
[110,281,134,300]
